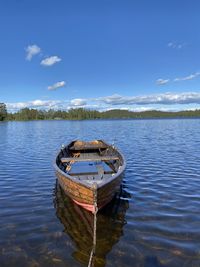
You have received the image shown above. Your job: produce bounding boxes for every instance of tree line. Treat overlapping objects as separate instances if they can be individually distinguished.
[0,103,7,121]
[1,103,200,121]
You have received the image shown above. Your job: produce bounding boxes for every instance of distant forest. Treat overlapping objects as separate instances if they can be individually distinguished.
[1,103,200,121]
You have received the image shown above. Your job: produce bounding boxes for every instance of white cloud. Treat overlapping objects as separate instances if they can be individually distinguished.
[174,72,200,82]
[48,81,66,91]
[40,56,61,66]
[156,79,170,85]
[98,92,200,105]
[127,106,155,112]
[6,100,64,112]
[168,42,185,49]
[25,44,41,60]
[70,99,87,107]
[156,71,200,85]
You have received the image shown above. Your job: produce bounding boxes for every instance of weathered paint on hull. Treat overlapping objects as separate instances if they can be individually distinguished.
[56,171,123,213]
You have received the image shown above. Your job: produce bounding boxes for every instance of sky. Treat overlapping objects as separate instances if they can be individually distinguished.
[1,0,200,112]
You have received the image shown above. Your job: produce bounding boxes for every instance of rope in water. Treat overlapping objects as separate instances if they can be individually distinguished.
[88,183,98,267]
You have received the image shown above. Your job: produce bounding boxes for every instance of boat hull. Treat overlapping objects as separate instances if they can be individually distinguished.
[56,171,123,213]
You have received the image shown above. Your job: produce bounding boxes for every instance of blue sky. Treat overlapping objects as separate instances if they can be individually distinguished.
[1,0,200,112]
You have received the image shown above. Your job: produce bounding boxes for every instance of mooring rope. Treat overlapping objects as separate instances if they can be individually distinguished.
[88,183,98,267]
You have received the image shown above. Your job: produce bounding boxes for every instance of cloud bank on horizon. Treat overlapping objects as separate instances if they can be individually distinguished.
[6,92,200,112]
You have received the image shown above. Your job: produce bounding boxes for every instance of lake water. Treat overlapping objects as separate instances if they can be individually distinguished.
[0,119,200,267]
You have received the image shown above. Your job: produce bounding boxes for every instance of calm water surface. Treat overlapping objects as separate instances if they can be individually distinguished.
[0,119,200,267]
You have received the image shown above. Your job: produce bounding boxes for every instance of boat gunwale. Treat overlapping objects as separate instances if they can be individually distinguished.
[53,140,126,190]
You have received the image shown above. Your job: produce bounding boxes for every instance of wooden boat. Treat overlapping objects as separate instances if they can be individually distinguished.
[54,140,126,213]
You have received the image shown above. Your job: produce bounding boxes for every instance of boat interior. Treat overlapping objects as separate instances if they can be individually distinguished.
[57,140,122,184]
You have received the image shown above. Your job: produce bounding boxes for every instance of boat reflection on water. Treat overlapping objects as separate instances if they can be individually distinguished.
[54,180,130,267]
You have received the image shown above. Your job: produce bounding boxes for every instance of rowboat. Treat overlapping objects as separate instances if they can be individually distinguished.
[54,140,126,213]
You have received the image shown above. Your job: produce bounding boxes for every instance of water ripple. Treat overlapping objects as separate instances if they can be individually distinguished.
[0,119,200,267]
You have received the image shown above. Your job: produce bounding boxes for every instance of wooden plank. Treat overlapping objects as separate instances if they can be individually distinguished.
[69,144,108,150]
[61,156,119,163]
[69,170,114,176]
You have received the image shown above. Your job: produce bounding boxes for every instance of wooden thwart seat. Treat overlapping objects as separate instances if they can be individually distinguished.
[69,144,108,150]
[69,170,114,176]
[61,155,119,163]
